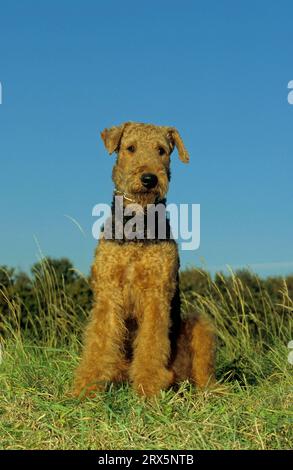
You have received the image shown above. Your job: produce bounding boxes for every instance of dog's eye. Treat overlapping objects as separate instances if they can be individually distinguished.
[127,145,136,153]
[158,146,166,156]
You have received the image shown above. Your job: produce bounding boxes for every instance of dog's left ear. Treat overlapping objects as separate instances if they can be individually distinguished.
[165,127,189,163]
[101,123,127,154]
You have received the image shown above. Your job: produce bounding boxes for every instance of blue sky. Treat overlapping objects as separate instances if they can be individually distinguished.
[0,0,292,277]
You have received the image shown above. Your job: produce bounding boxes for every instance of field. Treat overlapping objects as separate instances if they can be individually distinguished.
[0,264,292,450]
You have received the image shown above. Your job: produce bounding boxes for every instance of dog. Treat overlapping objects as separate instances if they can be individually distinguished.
[73,122,215,396]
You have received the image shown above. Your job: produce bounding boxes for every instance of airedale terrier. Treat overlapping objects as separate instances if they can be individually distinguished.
[73,122,215,397]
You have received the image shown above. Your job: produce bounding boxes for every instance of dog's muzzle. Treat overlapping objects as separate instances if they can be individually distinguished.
[141,173,158,189]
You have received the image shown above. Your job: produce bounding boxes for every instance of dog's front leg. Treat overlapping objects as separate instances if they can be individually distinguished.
[130,289,174,396]
[73,291,126,398]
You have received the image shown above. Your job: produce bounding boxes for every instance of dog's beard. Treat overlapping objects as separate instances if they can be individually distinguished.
[113,170,168,206]
[127,186,166,205]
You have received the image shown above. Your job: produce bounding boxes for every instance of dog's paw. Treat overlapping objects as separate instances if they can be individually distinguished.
[133,368,174,396]
[72,379,106,399]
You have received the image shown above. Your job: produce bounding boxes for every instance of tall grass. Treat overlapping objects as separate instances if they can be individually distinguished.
[0,259,87,348]
[182,269,292,383]
[1,261,292,374]
[0,262,292,449]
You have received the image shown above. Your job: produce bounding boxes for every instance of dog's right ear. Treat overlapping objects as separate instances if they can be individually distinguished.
[100,123,126,155]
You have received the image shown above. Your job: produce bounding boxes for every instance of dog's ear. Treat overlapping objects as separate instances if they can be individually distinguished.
[165,127,189,163]
[101,123,126,154]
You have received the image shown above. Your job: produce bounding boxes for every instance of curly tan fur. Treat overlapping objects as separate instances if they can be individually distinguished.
[73,122,215,397]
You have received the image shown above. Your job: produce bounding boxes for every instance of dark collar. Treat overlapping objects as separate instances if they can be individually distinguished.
[101,194,175,244]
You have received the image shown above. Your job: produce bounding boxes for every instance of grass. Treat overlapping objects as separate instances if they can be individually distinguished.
[0,263,292,449]
[0,339,292,450]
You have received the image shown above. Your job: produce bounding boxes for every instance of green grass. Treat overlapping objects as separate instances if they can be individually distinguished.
[0,265,292,449]
[0,339,292,450]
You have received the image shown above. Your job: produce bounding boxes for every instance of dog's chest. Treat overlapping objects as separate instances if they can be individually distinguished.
[95,239,179,289]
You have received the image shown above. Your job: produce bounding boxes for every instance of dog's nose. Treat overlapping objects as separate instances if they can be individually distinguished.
[141,173,158,189]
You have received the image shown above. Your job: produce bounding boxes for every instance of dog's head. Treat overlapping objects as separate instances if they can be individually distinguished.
[101,122,189,206]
